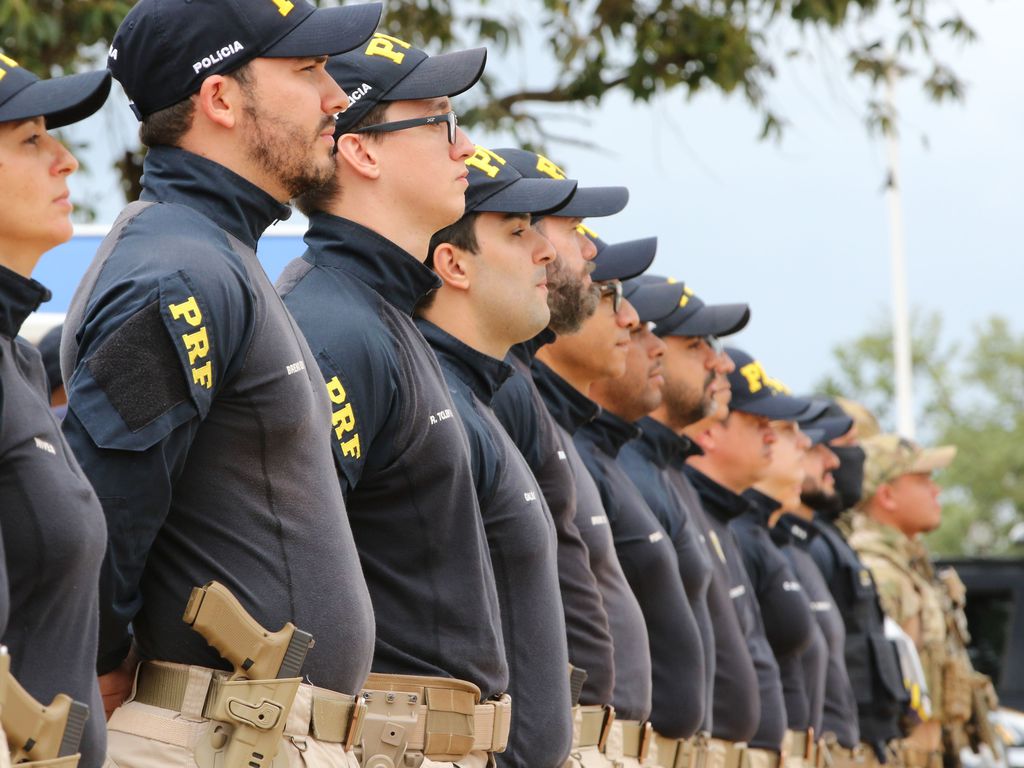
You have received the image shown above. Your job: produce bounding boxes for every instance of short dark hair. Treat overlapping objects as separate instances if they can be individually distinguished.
[294,100,390,217]
[139,63,255,149]
[414,212,482,314]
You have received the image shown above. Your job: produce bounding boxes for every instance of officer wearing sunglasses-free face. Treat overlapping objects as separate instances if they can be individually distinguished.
[278,36,515,768]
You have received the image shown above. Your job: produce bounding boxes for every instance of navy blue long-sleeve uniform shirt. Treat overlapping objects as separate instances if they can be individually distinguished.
[773,514,856,745]
[420,322,572,768]
[736,491,819,732]
[278,213,507,699]
[62,147,375,694]
[1,266,106,768]
[807,511,907,757]
[533,361,651,720]
[686,467,786,751]
[618,416,715,733]
[491,336,614,706]
[576,409,706,739]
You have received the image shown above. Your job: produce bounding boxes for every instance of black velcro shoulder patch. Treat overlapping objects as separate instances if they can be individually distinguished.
[86,301,189,432]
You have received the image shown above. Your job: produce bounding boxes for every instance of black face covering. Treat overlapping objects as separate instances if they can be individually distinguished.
[831,444,866,512]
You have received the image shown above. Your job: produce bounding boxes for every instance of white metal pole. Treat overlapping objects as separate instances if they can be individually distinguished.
[884,63,916,439]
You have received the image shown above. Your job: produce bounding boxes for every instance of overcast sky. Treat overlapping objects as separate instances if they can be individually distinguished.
[50,0,1022,422]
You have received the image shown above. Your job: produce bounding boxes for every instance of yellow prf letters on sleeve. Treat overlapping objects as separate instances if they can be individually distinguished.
[327,376,362,459]
[168,296,213,389]
[365,33,412,64]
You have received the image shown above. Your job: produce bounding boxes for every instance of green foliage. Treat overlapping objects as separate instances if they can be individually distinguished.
[0,0,976,202]
[818,313,1024,557]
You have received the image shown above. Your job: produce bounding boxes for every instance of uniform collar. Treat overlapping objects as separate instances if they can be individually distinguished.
[140,146,291,250]
[304,212,441,315]
[0,264,51,339]
[416,319,513,405]
[632,416,702,469]
[849,513,918,561]
[532,358,600,435]
[578,407,642,458]
[773,512,818,546]
[684,465,755,523]
[510,329,556,366]
[742,487,781,528]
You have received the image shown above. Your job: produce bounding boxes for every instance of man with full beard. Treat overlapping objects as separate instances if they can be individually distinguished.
[797,402,910,767]
[616,278,752,758]
[60,1,382,765]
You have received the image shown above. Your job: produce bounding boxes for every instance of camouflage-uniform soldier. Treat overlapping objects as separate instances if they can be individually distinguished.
[850,434,995,768]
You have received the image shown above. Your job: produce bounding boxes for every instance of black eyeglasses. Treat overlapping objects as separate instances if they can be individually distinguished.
[353,110,459,145]
[597,280,623,312]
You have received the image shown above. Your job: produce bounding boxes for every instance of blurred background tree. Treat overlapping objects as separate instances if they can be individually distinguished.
[819,313,1024,557]
[1,0,975,204]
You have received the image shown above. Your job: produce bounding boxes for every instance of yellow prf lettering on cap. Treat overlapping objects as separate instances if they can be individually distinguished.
[678,285,693,308]
[740,361,764,393]
[466,146,506,179]
[269,0,294,16]
[0,52,19,81]
[365,33,412,65]
[535,154,567,180]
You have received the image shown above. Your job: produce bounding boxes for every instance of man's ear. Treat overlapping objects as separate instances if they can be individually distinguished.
[194,75,242,130]
[431,242,472,293]
[336,134,382,181]
[691,423,718,454]
[875,481,897,513]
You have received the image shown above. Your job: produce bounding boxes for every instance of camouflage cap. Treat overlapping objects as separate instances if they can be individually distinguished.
[860,433,957,502]
[835,396,881,439]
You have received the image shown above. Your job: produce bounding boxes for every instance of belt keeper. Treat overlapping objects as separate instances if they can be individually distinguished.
[639,722,653,763]
[806,729,815,762]
[344,696,366,752]
[598,705,616,752]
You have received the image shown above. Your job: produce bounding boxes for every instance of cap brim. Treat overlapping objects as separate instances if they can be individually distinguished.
[388,47,487,100]
[910,445,957,473]
[0,70,111,129]
[666,303,750,337]
[802,415,854,445]
[473,178,577,215]
[737,393,815,420]
[554,185,628,218]
[264,3,383,58]
[592,237,658,282]
[624,281,686,324]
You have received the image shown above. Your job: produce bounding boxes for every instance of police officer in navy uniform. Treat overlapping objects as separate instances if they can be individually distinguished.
[542,276,708,765]
[799,402,909,767]
[59,1,382,765]
[0,53,110,768]
[616,276,750,747]
[279,38,511,768]
[417,148,578,767]
[687,347,809,768]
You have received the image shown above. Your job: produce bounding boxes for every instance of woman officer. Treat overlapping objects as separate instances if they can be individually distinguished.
[0,53,111,767]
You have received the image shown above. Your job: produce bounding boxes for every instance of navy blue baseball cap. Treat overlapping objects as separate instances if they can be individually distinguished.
[799,399,854,446]
[108,0,383,119]
[725,347,816,420]
[493,148,628,219]
[0,53,110,129]
[463,145,576,215]
[332,35,486,134]
[623,280,687,325]
[583,225,658,282]
[639,275,750,338]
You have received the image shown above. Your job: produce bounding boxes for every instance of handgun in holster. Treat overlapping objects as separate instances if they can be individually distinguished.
[1,647,89,768]
[183,581,313,768]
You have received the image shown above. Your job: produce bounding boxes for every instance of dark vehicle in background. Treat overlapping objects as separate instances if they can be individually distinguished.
[938,557,1024,768]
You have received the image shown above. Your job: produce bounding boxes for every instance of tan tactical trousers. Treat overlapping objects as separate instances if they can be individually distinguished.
[105,682,360,768]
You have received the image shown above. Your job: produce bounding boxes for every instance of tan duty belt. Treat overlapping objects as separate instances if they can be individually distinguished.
[742,745,783,768]
[899,746,942,768]
[605,719,653,761]
[820,739,868,768]
[573,704,615,750]
[651,730,710,768]
[359,671,511,758]
[132,660,363,747]
[785,729,818,767]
